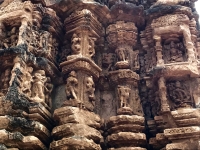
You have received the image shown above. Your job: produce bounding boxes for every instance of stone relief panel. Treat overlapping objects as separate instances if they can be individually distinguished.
[162,38,187,63]
[166,80,193,110]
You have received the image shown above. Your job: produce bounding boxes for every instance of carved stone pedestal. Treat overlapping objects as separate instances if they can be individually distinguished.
[106,114,146,149]
[50,106,103,150]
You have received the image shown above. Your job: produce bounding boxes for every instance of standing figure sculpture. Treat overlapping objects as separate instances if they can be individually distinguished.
[65,71,78,100]
[31,70,47,103]
[117,85,131,108]
[21,67,33,97]
[169,81,191,108]
[71,33,81,55]
[115,46,128,62]
[85,76,95,104]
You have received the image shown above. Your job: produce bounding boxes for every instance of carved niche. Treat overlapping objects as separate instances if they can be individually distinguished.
[167,80,193,109]
[162,38,187,64]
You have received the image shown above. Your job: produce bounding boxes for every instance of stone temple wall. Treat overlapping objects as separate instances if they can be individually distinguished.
[0,0,199,149]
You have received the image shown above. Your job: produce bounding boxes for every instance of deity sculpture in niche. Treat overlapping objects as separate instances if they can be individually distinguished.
[71,33,81,55]
[21,66,33,97]
[115,46,130,69]
[167,81,192,109]
[85,76,95,105]
[31,70,47,103]
[115,46,128,62]
[163,38,185,63]
[65,71,78,100]
[117,85,131,108]
[132,50,139,70]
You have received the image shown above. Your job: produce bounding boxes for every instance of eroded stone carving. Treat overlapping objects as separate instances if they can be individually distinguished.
[71,33,81,55]
[65,71,78,101]
[31,70,47,103]
[163,39,186,63]
[85,76,95,103]
[167,81,192,109]
[117,85,131,108]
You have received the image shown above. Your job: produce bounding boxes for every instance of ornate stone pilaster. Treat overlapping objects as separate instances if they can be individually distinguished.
[105,5,146,149]
[51,9,103,149]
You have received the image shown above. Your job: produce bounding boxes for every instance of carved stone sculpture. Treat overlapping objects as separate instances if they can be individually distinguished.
[21,66,33,97]
[85,76,95,103]
[65,71,78,100]
[71,33,81,55]
[31,70,47,103]
[117,85,131,108]
[167,81,192,108]
[45,77,53,108]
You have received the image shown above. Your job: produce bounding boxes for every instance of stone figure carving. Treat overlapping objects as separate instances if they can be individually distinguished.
[167,81,192,108]
[115,46,128,62]
[31,70,47,103]
[163,39,185,63]
[71,33,81,55]
[133,50,139,69]
[117,85,131,108]
[45,77,53,108]
[85,76,95,103]
[65,71,78,100]
[21,67,33,97]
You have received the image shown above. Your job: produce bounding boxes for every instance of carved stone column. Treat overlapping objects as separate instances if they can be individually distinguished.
[105,7,146,149]
[50,9,103,149]
[143,3,200,149]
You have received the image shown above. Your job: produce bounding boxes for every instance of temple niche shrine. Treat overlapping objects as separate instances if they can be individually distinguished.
[0,0,199,149]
